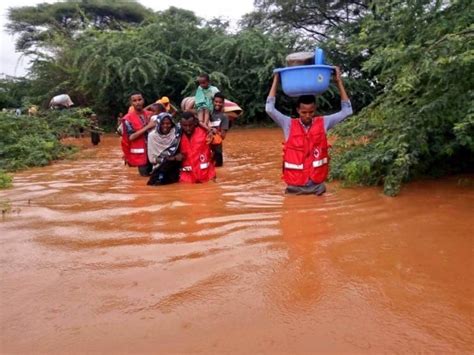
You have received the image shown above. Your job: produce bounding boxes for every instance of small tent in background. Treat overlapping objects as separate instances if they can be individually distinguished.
[49,94,74,109]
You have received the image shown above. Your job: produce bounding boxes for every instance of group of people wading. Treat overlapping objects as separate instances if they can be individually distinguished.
[120,68,352,195]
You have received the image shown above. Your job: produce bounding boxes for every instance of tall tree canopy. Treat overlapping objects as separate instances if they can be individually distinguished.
[5,5,308,123]
[6,0,151,53]
[72,7,299,121]
[330,0,474,195]
[241,0,370,40]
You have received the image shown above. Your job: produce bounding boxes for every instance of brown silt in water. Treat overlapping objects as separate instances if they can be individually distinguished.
[1,129,473,353]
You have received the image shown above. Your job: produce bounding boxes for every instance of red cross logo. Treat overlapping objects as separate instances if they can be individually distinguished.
[313,148,320,158]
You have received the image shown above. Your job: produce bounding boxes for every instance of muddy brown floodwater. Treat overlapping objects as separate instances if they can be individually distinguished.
[1,128,473,354]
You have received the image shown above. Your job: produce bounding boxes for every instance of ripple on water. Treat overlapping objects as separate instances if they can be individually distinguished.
[74,192,136,202]
[194,220,278,237]
[224,192,283,209]
[197,212,281,224]
[7,203,169,223]
[130,272,241,314]
[1,133,472,353]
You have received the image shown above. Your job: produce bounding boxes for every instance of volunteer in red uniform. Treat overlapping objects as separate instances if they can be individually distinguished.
[265,66,353,195]
[179,111,216,183]
[121,92,155,176]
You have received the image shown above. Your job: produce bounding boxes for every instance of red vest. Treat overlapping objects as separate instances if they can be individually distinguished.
[283,117,329,185]
[121,110,151,166]
[180,127,216,183]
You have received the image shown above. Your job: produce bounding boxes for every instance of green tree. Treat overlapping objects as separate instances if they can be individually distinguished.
[6,0,150,53]
[330,0,474,195]
[71,8,299,122]
[0,108,90,172]
[0,77,32,109]
[241,0,370,40]
[6,1,152,109]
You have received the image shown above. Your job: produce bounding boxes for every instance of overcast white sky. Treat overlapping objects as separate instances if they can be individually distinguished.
[0,0,255,77]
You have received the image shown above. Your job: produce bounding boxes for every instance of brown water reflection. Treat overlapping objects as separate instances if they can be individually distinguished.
[1,129,473,353]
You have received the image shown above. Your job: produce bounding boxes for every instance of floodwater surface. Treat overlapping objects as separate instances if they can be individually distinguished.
[1,129,473,353]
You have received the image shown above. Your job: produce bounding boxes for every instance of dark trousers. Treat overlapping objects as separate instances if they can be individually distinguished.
[147,160,181,185]
[91,132,100,145]
[138,163,153,177]
[285,182,326,195]
[212,144,223,167]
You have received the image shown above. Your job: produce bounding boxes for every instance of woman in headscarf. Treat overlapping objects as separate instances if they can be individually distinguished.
[147,113,182,185]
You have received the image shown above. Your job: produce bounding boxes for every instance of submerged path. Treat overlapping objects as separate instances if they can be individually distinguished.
[1,129,473,353]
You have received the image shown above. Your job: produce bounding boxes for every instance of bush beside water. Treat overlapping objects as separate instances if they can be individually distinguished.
[0,109,90,185]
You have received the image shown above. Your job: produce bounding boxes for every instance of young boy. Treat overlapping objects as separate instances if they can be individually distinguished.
[194,73,219,130]
[210,92,230,167]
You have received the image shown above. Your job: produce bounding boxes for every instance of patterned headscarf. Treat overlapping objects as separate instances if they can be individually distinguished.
[148,113,181,168]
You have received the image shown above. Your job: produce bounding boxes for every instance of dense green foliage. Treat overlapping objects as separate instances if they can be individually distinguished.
[0,78,32,109]
[330,0,474,195]
[73,16,299,123]
[0,171,13,189]
[5,0,152,109]
[6,0,150,53]
[5,4,312,122]
[0,109,90,172]
[241,0,370,40]
[3,0,473,195]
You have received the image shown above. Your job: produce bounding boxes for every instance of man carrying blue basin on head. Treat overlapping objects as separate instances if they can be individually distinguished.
[266,66,353,195]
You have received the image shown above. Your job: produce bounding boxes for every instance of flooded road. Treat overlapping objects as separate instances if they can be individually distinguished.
[1,129,473,353]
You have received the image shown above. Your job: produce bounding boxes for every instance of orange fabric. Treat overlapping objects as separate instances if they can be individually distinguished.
[211,133,223,145]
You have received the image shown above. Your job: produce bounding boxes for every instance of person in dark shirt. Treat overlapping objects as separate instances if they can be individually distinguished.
[210,92,230,167]
[90,113,101,146]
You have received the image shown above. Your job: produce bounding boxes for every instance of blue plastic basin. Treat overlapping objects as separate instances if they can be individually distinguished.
[274,65,334,97]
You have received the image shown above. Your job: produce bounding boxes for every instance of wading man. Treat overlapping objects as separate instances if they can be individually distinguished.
[265,67,353,195]
[121,92,155,176]
[179,111,216,183]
